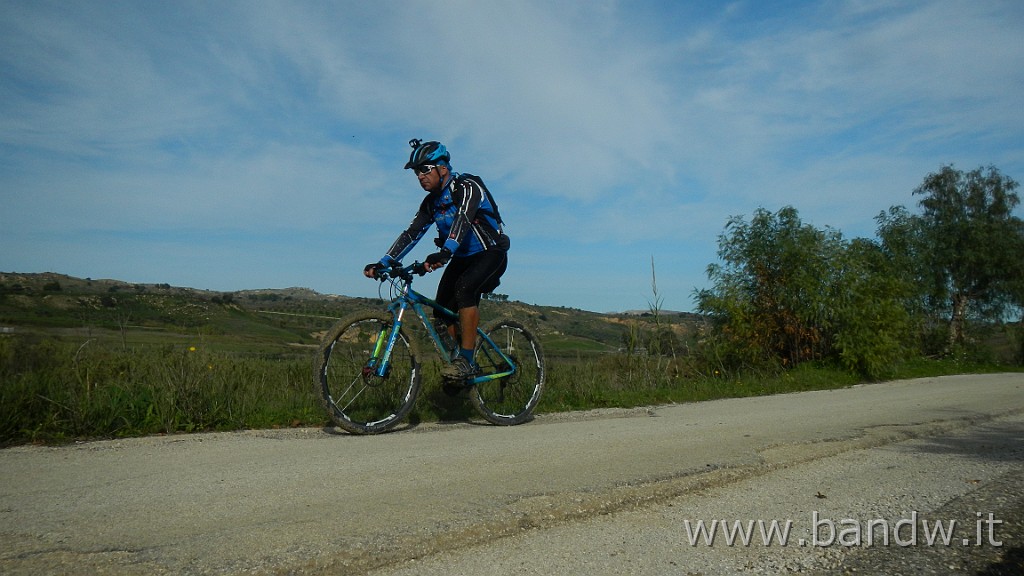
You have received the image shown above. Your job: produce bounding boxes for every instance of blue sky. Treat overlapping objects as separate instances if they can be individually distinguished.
[2,0,1022,313]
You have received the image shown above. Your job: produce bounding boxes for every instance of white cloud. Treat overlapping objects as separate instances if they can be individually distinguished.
[2,0,1022,311]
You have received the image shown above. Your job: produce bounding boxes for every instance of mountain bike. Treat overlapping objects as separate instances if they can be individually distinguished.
[314,261,545,434]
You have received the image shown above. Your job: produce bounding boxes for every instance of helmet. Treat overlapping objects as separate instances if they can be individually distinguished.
[405,138,450,169]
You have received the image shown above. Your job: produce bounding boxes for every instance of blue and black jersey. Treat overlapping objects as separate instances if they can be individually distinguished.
[385,173,509,263]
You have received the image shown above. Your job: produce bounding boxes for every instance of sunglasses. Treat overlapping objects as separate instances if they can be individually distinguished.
[414,164,437,175]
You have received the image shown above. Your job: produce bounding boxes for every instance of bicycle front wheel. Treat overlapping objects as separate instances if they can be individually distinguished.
[470,319,545,426]
[314,312,421,434]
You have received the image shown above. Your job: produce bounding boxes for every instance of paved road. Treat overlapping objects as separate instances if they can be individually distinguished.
[1,374,1022,575]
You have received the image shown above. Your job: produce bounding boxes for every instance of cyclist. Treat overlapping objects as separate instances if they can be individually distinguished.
[364,139,509,381]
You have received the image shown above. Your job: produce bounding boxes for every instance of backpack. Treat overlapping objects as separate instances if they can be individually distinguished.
[457,173,504,228]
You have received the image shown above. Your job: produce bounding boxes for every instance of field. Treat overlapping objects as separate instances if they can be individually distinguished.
[1,272,1015,445]
[0,272,694,442]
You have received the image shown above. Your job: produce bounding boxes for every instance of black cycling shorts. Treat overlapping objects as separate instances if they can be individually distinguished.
[435,249,507,316]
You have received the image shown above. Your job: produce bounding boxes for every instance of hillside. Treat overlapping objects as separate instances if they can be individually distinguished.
[0,272,700,358]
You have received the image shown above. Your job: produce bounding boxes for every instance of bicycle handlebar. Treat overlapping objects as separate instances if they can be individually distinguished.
[372,262,427,282]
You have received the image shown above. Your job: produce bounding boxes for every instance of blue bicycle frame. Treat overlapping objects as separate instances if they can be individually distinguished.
[375,263,517,386]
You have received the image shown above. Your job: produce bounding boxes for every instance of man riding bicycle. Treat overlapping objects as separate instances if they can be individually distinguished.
[364,139,509,381]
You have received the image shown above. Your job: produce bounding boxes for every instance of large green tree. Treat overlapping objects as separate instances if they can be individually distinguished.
[696,206,913,377]
[696,207,838,368]
[910,165,1023,349]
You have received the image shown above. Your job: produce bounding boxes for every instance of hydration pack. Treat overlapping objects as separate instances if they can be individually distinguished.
[457,173,503,227]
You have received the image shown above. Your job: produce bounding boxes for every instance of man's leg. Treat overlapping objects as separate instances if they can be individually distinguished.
[445,251,505,375]
[454,251,504,353]
[458,306,479,350]
[442,306,479,382]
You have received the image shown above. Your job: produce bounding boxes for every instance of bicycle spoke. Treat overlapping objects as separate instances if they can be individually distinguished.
[470,319,545,426]
[334,375,367,413]
[314,313,421,434]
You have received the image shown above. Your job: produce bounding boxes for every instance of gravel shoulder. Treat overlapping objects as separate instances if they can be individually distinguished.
[370,413,1024,576]
[1,374,1022,575]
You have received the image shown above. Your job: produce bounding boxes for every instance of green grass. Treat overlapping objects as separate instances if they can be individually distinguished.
[3,332,1021,446]
[2,273,1021,445]
[534,354,1023,416]
[0,336,319,444]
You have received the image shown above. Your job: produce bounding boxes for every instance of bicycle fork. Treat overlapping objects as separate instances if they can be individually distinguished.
[369,304,409,378]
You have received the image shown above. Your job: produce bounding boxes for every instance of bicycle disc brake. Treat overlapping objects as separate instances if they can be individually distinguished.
[361,363,391,386]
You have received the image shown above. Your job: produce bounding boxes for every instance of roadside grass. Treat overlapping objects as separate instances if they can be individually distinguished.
[6,274,1020,445]
[3,332,1021,446]
[0,335,320,445]
[536,356,862,412]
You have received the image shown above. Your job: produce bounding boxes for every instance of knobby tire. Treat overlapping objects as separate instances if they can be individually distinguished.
[314,312,421,435]
[469,318,545,426]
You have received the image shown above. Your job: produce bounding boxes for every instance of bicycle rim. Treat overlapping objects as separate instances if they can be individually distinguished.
[314,313,421,434]
[470,319,545,426]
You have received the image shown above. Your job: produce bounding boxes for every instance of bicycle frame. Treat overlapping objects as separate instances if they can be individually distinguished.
[375,264,518,386]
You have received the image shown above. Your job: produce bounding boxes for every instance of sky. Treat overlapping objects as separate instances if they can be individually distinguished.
[2,0,1022,313]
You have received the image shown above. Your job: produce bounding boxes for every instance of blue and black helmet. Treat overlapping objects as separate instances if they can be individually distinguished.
[405,138,450,169]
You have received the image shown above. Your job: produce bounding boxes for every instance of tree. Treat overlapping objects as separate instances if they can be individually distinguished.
[874,206,932,345]
[696,206,843,368]
[911,165,1023,350]
[696,206,915,378]
[997,218,1024,364]
[828,237,915,378]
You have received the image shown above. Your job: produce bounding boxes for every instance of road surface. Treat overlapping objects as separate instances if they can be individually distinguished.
[2,373,1022,575]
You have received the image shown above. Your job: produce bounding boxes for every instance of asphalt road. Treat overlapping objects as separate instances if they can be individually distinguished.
[2,373,1022,575]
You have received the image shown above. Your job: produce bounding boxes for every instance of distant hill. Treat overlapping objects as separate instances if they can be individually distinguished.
[0,272,702,358]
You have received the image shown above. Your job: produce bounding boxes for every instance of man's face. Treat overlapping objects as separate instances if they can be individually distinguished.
[415,164,448,192]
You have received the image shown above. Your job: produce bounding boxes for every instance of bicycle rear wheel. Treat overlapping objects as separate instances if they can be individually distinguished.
[314,312,421,434]
[470,319,545,426]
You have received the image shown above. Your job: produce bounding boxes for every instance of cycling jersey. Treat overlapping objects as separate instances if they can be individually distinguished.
[385,173,509,263]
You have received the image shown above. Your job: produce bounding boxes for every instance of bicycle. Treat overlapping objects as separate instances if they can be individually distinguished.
[314,261,545,434]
